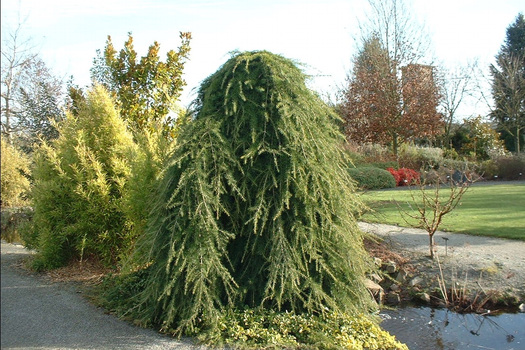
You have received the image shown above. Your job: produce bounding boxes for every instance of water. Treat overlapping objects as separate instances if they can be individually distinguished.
[379,307,525,350]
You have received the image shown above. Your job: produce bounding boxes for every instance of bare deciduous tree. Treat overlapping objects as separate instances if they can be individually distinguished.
[437,61,478,148]
[360,0,431,68]
[398,177,471,259]
[1,21,37,141]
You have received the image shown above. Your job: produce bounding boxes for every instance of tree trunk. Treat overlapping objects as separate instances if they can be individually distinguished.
[392,133,399,157]
[429,234,434,259]
[4,98,11,142]
[516,125,521,154]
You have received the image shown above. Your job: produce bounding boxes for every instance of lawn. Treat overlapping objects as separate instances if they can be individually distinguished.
[359,183,525,240]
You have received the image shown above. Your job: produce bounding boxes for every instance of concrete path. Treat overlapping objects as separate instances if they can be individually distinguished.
[1,241,205,350]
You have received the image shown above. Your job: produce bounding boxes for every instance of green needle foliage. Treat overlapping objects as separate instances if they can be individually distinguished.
[28,85,136,270]
[116,51,375,335]
[120,118,181,258]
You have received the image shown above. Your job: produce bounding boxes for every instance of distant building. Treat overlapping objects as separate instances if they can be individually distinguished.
[401,64,438,120]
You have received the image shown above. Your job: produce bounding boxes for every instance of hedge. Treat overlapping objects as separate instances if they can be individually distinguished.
[348,166,397,190]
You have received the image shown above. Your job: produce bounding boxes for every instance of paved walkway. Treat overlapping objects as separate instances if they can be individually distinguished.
[1,241,205,350]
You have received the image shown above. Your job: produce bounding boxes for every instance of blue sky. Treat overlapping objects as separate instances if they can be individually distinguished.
[2,0,524,118]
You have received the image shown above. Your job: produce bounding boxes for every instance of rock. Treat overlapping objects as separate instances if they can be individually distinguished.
[373,257,382,267]
[386,291,401,305]
[390,284,400,292]
[365,278,382,291]
[418,292,431,304]
[380,279,393,290]
[369,273,384,283]
[519,303,525,313]
[383,261,398,274]
[409,276,424,287]
[436,300,447,308]
[365,279,384,303]
[396,269,408,283]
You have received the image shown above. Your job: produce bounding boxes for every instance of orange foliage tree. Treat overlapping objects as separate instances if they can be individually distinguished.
[341,35,443,156]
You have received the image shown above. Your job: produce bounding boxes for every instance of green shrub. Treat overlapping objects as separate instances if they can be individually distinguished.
[420,169,441,183]
[110,51,375,336]
[367,161,399,170]
[1,207,33,244]
[493,155,525,180]
[120,124,175,262]
[344,143,398,169]
[29,84,136,270]
[477,156,525,181]
[398,144,443,170]
[443,147,459,160]
[478,160,499,180]
[346,150,366,166]
[460,115,507,161]
[440,159,461,170]
[1,139,31,208]
[358,143,392,163]
[419,160,480,184]
[199,308,408,350]
[348,167,396,189]
[441,159,477,172]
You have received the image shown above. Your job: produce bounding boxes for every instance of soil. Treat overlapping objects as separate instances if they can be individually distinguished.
[359,222,525,310]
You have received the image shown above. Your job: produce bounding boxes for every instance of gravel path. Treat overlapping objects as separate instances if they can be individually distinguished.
[359,222,525,297]
[0,241,206,350]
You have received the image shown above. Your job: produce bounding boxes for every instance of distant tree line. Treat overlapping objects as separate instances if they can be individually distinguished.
[339,1,524,157]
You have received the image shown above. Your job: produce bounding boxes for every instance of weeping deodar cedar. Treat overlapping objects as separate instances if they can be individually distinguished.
[124,51,375,335]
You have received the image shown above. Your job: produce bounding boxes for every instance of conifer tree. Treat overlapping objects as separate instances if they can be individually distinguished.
[490,13,525,153]
[122,51,374,335]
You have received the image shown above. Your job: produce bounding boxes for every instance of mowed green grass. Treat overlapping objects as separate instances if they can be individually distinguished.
[359,183,525,240]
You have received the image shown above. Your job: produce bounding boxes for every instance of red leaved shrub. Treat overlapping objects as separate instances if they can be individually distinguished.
[387,167,420,186]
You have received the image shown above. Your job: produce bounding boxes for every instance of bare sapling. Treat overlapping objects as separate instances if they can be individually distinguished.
[398,172,473,259]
